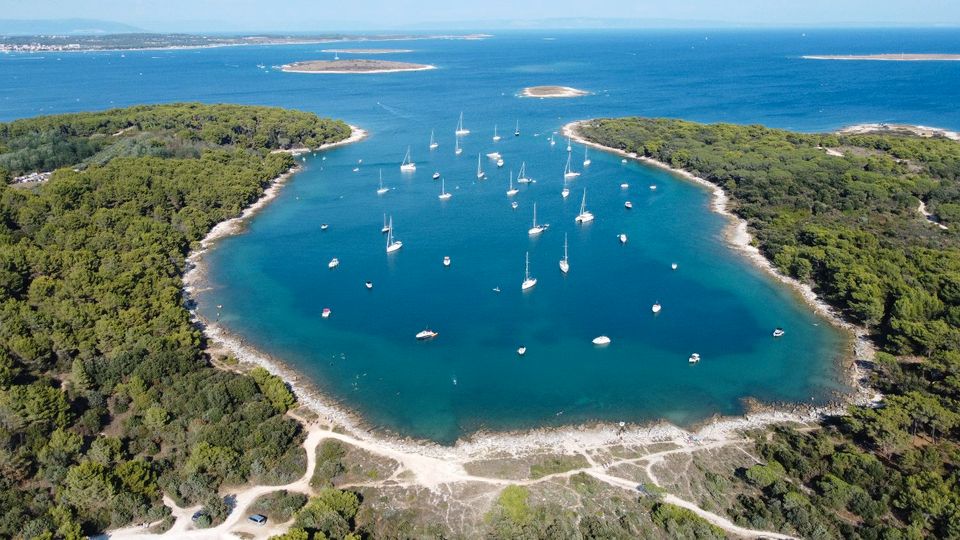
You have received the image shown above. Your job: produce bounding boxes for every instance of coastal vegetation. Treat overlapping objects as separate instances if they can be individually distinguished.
[576,117,960,538]
[281,59,435,74]
[0,103,350,537]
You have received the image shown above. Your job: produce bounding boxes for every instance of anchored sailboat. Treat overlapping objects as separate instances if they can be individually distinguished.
[400,147,416,172]
[564,153,580,179]
[492,124,501,142]
[476,153,485,179]
[506,170,519,196]
[455,111,470,136]
[521,251,537,290]
[381,213,390,234]
[528,202,546,236]
[517,162,532,183]
[438,179,452,200]
[455,136,463,155]
[385,216,403,253]
[559,234,570,273]
[429,129,438,149]
[583,147,591,167]
[514,119,520,136]
[575,189,594,224]
[377,169,389,195]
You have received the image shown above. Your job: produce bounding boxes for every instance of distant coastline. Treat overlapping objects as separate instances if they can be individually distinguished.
[803,53,960,61]
[520,85,588,98]
[280,59,436,74]
[321,48,413,54]
[0,33,491,54]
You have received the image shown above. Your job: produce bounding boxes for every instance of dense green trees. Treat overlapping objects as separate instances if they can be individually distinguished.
[0,104,349,537]
[579,118,960,538]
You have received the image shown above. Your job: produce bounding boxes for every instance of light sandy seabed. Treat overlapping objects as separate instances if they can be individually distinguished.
[119,121,889,539]
[521,85,589,98]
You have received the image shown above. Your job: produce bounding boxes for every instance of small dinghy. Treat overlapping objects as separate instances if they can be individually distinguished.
[328,258,339,269]
[773,328,785,338]
[365,281,373,290]
[619,234,628,244]
[651,302,661,314]
[688,353,701,364]
[321,223,329,231]
[517,346,527,356]
[624,201,633,209]
[671,263,678,270]
[322,308,332,318]
[443,256,451,267]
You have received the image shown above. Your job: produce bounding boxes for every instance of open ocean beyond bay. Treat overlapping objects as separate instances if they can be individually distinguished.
[5,29,960,442]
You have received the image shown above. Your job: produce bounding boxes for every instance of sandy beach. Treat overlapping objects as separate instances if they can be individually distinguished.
[521,85,589,98]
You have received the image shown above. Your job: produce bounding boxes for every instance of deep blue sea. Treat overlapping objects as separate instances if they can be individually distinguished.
[4,29,959,443]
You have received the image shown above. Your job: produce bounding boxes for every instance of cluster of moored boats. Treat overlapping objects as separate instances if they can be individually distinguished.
[321,112,785,358]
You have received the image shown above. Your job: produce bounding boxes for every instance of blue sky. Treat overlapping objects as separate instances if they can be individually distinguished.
[4,0,958,31]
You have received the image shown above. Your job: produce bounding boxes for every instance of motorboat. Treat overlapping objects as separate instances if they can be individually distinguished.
[416,329,439,340]
[688,353,701,364]
[592,336,611,345]
[773,328,785,338]
[328,258,339,268]
[322,308,332,318]
[652,302,661,313]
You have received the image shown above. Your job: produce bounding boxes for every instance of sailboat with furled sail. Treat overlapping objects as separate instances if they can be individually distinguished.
[506,170,519,196]
[517,161,532,184]
[476,153,485,179]
[455,111,470,136]
[429,129,438,149]
[455,136,462,155]
[438,179,452,200]
[376,169,389,195]
[521,252,537,290]
[559,234,570,273]
[575,189,594,224]
[400,146,416,172]
[385,216,402,253]
[528,203,547,236]
[564,152,580,179]
[583,147,591,166]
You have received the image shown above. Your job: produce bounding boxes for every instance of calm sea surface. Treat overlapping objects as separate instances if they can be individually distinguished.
[4,30,959,443]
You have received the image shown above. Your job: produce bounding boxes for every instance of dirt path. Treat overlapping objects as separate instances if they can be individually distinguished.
[105,423,796,540]
[918,199,949,230]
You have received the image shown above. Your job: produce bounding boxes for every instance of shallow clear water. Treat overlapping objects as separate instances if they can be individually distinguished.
[4,30,960,443]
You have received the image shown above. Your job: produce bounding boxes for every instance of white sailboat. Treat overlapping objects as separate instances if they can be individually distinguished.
[400,147,416,172]
[564,153,580,179]
[549,135,556,146]
[376,169,389,195]
[566,137,572,152]
[385,216,402,253]
[521,252,537,290]
[429,129,438,149]
[476,153,485,179]
[492,124,501,142]
[438,179,452,200]
[528,203,546,236]
[619,233,628,244]
[455,136,463,155]
[575,189,594,224]
[517,162,532,183]
[381,213,390,233]
[583,147,591,167]
[561,177,570,199]
[559,234,570,274]
[455,111,470,136]
[497,158,504,168]
[506,171,519,196]
[514,119,520,137]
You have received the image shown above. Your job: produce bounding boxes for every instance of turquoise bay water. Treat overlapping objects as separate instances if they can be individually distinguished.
[4,30,960,443]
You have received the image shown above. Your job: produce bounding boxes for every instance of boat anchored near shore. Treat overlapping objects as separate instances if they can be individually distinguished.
[559,233,570,274]
[528,203,547,236]
[575,189,594,224]
[400,146,416,172]
[385,216,402,253]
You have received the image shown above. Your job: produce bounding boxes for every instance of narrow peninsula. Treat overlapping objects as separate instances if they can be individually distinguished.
[281,59,436,74]
[803,53,960,61]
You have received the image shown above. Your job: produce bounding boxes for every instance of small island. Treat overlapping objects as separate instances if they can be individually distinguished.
[803,53,960,61]
[320,48,413,54]
[521,85,589,98]
[281,59,435,74]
